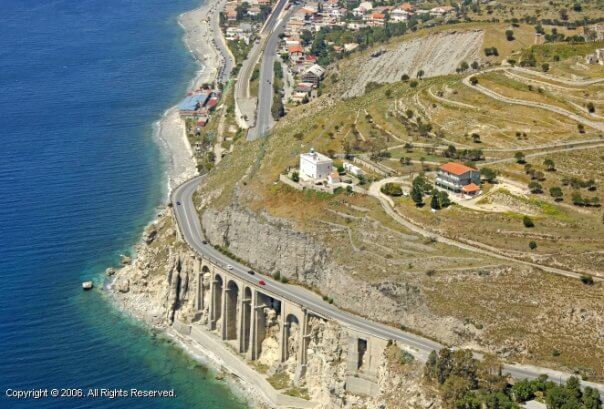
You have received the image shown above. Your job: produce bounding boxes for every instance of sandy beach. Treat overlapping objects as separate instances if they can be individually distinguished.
[154,0,228,193]
[109,0,278,407]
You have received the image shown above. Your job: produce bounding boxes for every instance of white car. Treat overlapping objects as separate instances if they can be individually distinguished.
[227,264,233,270]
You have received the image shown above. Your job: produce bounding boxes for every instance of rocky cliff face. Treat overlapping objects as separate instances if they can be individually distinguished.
[111,208,198,327]
[201,204,472,347]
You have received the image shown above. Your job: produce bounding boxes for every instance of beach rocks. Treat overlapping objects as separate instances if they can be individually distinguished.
[143,225,157,244]
[120,255,132,265]
[105,267,116,276]
[114,278,130,293]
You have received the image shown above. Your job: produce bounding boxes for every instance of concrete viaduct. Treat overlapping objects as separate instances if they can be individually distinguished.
[187,255,387,397]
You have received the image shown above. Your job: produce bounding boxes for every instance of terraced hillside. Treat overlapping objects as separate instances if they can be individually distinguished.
[194,26,604,380]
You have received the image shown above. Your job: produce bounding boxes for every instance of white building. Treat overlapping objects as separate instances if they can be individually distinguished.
[299,149,333,180]
[344,162,364,177]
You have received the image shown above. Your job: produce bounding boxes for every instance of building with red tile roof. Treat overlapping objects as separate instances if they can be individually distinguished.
[436,162,481,194]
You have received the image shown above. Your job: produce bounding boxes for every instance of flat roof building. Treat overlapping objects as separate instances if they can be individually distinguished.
[299,148,333,180]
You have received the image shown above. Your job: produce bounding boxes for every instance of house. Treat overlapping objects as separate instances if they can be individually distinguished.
[359,2,373,12]
[327,171,340,185]
[430,5,455,16]
[226,9,238,21]
[400,2,414,12]
[299,149,333,180]
[391,8,410,22]
[247,6,261,16]
[436,162,481,194]
[288,44,305,64]
[296,82,314,93]
[366,12,385,26]
[301,64,325,85]
[586,48,604,65]
[344,162,364,177]
[178,92,210,117]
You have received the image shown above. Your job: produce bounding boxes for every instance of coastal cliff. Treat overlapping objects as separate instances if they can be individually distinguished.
[110,205,443,408]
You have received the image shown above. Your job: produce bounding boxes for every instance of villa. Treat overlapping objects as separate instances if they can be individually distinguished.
[436,162,481,195]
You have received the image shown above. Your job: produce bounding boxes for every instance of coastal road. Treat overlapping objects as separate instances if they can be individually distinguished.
[247,6,297,140]
[209,0,234,83]
[172,176,604,394]
[234,0,289,129]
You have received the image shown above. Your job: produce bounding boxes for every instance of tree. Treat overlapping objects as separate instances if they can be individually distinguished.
[470,76,479,85]
[438,191,451,208]
[481,167,498,183]
[406,109,414,119]
[529,181,543,193]
[511,379,537,402]
[529,240,537,250]
[381,182,403,196]
[291,171,299,182]
[471,61,479,70]
[523,216,534,228]
[515,152,526,164]
[546,386,577,409]
[410,80,418,88]
[578,124,585,133]
[401,73,410,82]
[505,29,515,41]
[431,192,440,210]
[581,275,594,285]
[417,70,424,79]
[544,158,555,171]
[458,61,470,72]
[411,185,424,206]
[471,133,481,143]
[582,387,602,409]
[549,186,563,201]
[587,102,595,113]
[542,63,550,72]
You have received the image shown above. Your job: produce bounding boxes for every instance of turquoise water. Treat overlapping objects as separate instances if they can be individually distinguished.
[0,0,246,407]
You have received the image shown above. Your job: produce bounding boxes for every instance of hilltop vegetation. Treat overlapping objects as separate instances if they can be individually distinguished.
[195,21,604,380]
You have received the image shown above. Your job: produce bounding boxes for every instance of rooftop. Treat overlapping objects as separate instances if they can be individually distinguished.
[178,92,210,111]
[301,149,332,163]
[462,183,480,193]
[440,162,477,176]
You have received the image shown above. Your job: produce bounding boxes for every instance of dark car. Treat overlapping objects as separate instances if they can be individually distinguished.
[176,201,181,206]
[247,270,255,275]
[202,240,208,245]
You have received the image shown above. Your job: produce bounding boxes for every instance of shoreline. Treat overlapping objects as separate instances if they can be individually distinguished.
[105,0,274,407]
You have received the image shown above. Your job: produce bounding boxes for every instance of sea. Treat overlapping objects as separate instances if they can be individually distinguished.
[0,0,246,407]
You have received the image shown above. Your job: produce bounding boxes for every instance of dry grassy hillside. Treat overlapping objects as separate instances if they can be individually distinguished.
[195,24,604,380]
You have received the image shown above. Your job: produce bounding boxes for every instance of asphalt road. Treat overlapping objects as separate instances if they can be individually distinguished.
[171,176,604,394]
[234,0,289,132]
[210,0,234,83]
[247,7,296,140]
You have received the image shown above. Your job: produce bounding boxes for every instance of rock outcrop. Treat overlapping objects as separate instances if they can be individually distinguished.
[201,204,472,347]
[340,29,485,98]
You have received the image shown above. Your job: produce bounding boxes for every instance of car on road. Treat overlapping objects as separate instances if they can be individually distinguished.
[258,280,266,286]
[227,264,233,270]
[247,270,255,275]
[176,201,181,205]
[202,240,208,244]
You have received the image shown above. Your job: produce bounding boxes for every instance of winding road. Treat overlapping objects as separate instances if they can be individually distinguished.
[171,176,604,394]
